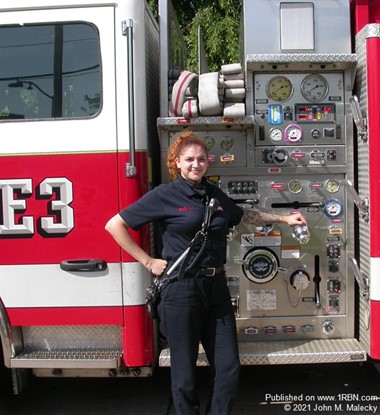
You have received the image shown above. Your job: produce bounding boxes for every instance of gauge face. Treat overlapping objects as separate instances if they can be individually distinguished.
[284,124,303,144]
[203,136,215,151]
[324,198,343,218]
[266,75,293,102]
[301,74,329,102]
[288,179,303,194]
[243,248,278,283]
[269,127,283,142]
[220,136,234,151]
[325,179,340,193]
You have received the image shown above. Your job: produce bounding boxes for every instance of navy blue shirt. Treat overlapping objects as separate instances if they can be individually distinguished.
[119,176,244,268]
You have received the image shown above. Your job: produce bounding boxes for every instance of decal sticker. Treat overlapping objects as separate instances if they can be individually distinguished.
[0,177,74,236]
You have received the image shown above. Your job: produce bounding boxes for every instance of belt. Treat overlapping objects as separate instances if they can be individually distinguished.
[186,266,224,277]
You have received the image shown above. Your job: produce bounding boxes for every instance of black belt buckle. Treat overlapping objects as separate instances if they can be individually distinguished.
[203,267,219,276]
[185,267,223,277]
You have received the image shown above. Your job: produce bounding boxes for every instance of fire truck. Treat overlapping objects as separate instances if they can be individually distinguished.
[0,0,379,394]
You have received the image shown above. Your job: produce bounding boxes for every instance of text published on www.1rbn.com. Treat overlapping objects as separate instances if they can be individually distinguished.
[264,393,380,413]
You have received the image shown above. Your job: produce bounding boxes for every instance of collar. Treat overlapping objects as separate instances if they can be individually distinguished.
[173,175,210,199]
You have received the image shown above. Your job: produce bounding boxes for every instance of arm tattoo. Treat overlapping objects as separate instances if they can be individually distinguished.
[243,209,284,226]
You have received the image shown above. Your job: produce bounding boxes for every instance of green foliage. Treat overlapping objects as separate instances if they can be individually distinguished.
[147,0,158,17]
[147,0,242,72]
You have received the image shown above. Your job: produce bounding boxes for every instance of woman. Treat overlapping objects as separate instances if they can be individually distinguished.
[105,131,306,415]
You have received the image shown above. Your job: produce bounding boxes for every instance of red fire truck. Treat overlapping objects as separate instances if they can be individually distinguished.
[0,0,160,393]
[0,0,379,394]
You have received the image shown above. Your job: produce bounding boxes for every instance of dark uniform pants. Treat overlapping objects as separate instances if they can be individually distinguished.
[158,272,240,415]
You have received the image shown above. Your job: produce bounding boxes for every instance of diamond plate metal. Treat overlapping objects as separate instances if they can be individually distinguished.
[246,53,357,71]
[11,349,122,369]
[12,326,123,369]
[357,23,380,40]
[22,325,122,351]
[354,23,378,356]
[159,339,366,367]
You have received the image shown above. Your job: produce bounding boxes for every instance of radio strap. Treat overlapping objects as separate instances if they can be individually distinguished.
[166,198,219,280]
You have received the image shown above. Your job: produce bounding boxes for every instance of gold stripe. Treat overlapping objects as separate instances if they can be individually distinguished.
[0,149,146,157]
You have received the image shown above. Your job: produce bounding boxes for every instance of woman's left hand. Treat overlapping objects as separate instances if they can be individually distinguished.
[148,258,168,277]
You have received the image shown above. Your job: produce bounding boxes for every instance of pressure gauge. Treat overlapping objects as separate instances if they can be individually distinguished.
[325,179,340,193]
[301,74,329,102]
[221,136,234,151]
[324,198,343,218]
[266,75,293,102]
[269,127,283,142]
[288,179,303,194]
[203,136,215,151]
[284,124,303,144]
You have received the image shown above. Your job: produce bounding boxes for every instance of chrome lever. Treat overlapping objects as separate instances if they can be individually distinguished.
[343,179,369,222]
[349,257,369,300]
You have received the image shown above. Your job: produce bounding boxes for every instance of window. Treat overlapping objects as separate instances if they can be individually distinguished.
[0,23,101,120]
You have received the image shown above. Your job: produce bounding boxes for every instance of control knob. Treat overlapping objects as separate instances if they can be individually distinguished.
[322,320,335,334]
[292,225,310,244]
[272,148,289,164]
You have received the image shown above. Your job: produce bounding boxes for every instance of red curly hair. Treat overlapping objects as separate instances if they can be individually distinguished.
[166,131,208,181]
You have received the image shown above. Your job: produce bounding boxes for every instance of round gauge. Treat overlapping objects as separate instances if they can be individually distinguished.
[269,128,283,142]
[242,248,279,283]
[324,198,343,218]
[284,124,303,144]
[325,179,340,193]
[203,136,215,151]
[288,179,303,194]
[220,136,234,151]
[301,74,329,102]
[266,75,293,102]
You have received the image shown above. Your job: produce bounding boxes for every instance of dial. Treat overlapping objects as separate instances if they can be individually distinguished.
[301,74,329,102]
[266,75,293,102]
[325,179,340,193]
[203,135,215,151]
[284,124,303,144]
[288,179,303,194]
[269,127,283,142]
[324,198,343,218]
[220,136,234,151]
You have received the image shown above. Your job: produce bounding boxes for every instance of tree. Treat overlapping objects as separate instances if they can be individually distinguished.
[148,0,242,72]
